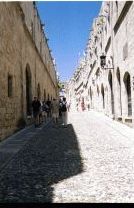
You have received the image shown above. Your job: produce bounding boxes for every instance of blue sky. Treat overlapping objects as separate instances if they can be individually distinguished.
[37,1,102,81]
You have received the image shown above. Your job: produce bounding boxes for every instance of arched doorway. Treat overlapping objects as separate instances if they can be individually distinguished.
[116,68,122,116]
[97,85,100,111]
[108,71,114,114]
[97,85,99,97]
[48,93,50,101]
[44,89,46,101]
[26,64,32,115]
[37,83,41,100]
[101,84,105,109]
[123,72,132,116]
[105,86,108,114]
[89,86,92,108]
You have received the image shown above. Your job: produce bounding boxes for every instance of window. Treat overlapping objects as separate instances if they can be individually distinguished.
[94,36,98,44]
[40,41,42,55]
[8,74,13,97]
[116,1,118,12]
[95,48,97,56]
[31,21,34,39]
[108,14,110,24]
[105,25,107,34]
[107,2,110,24]
[100,42,102,50]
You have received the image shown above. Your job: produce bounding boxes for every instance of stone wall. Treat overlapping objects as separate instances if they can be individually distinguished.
[70,1,134,127]
[0,2,58,140]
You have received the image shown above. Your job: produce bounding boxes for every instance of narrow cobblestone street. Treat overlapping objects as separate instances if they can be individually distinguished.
[1,111,134,203]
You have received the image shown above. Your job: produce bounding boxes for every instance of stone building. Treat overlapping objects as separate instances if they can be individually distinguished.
[68,1,134,127]
[0,2,58,140]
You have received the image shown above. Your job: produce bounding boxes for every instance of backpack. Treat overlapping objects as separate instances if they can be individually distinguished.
[61,101,67,112]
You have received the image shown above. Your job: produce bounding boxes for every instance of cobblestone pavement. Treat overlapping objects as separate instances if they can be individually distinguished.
[1,111,134,202]
[0,117,82,203]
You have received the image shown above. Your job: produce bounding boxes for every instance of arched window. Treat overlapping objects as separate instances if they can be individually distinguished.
[101,84,105,109]
[107,2,110,24]
[97,85,100,96]
[116,68,122,116]
[115,1,118,17]
[31,21,34,39]
[115,1,118,11]
[90,87,92,101]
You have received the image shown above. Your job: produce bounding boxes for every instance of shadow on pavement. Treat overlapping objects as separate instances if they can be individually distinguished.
[0,122,83,202]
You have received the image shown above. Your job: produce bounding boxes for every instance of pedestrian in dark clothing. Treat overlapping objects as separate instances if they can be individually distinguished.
[61,97,68,126]
[46,99,51,117]
[59,99,62,117]
[32,97,41,127]
[39,100,43,124]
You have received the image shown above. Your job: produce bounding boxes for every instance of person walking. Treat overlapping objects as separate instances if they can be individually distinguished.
[59,98,62,117]
[51,98,59,124]
[42,101,48,122]
[61,97,68,127]
[39,100,43,125]
[46,98,51,118]
[32,96,41,127]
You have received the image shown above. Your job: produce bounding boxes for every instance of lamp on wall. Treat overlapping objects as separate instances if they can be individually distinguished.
[100,53,114,69]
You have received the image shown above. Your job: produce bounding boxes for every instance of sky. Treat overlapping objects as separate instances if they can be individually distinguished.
[37,1,102,82]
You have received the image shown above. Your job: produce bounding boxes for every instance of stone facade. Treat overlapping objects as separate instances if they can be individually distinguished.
[68,1,134,127]
[0,2,58,140]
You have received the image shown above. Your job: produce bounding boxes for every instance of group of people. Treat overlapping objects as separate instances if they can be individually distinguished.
[32,96,68,128]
